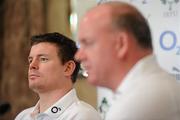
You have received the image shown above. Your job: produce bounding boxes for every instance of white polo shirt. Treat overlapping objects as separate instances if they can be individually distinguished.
[15,89,101,120]
[105,55,180,120]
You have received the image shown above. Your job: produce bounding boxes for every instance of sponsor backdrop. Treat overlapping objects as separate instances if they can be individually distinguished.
[96,0,180,119]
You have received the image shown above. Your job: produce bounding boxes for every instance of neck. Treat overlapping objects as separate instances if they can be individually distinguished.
[38,87,72,112]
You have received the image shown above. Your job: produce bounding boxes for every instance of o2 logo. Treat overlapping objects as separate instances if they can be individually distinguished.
[159,30,180,55]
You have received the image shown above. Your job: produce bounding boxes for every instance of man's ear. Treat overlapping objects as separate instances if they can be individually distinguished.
[64,60,76,76]
[115,31,129,59]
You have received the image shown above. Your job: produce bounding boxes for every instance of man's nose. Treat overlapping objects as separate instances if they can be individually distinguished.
[29,59,39,70]
[75,49,85,62]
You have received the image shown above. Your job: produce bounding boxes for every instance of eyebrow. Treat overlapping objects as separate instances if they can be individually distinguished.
[28,54,49,59]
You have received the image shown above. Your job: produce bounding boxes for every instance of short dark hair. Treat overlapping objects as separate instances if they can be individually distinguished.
[30,32,80,83]
[112,8,152,49]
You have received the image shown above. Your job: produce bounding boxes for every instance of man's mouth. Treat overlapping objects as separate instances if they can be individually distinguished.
[29,74,40,80]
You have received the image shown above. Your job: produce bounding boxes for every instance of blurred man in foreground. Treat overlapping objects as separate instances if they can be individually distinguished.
[75,1,180,120]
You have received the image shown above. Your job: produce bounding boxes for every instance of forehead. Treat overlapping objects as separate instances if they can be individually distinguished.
[81,8,111,27]
[78,17,115,45]
[79,15,110,35]
[29,42,58,56]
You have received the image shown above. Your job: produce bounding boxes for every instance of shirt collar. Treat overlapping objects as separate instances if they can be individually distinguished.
[30,88,78,119]
[115,54,156,96]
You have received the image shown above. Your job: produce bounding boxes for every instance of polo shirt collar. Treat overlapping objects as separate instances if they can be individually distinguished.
[30,88,78,119]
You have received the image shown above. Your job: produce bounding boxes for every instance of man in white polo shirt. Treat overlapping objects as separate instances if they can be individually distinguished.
[15,32,101,120]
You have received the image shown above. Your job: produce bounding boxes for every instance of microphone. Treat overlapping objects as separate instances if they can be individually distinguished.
[0,101,11,116]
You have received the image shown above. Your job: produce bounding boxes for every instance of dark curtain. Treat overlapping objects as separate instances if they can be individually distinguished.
[0,0,46,119]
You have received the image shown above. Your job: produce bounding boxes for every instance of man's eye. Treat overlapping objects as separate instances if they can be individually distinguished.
[28,59,32,64]
[83,41,95,47]
[40,57,48,62]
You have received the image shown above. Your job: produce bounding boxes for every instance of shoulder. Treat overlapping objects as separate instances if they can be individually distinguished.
[74,101,96,112]
[70,100,101,120]
[137,55,178,87]
[15,107,34,120]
